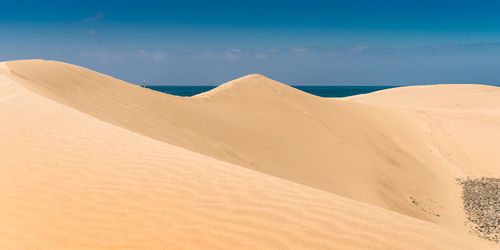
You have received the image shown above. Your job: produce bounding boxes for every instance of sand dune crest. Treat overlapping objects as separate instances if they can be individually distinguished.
[1,60,498,248]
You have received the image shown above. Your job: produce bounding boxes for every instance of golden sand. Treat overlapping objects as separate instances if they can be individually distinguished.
[0,60,497,249]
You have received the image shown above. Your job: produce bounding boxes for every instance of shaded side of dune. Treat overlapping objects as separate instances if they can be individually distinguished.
[6,60,464,228]
[1,61,496,249]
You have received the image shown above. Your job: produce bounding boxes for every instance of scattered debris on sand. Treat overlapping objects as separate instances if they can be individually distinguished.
[409,196,440,217]
[458,177,500,243]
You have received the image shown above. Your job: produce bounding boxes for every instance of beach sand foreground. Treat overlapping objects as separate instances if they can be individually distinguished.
[0,60,497,249]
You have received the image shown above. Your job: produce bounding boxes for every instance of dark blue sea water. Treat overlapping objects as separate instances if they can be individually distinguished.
[147,85,398,98]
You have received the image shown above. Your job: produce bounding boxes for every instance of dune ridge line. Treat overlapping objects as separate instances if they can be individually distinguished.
[0,59,498,249]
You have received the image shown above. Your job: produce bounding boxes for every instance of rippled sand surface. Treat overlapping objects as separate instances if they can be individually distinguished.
[0,60,497,249]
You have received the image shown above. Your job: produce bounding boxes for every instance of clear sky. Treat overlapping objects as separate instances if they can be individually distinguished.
[1,0,500,85]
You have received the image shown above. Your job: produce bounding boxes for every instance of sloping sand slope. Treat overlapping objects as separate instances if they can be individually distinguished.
[348,85,500,177]
[7,60,476,232]
[1,61,494,248]
[348,84,500,110]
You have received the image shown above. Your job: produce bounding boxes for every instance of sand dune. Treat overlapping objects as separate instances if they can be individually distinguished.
[6,60,467,226]
[349,85,500,177]
[348,84,500,110]
[1,60,497,248]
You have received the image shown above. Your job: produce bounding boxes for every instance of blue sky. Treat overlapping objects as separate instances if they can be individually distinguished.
[1,0,500,85]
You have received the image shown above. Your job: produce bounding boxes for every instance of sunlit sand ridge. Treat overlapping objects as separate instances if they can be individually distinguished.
[0,60,497,248]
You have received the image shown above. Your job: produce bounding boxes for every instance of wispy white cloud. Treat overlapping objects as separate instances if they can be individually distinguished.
[291,46,313,54]
[83,12,104,22]
[255,49,278,61]
[151,52,168,62]
[255,52,269,60]
[79,49,169,64]
[225,49,242,62]
[349,45,369,52]
[137,50,168,62]
[80,49,127,63]
[79,42,500,69]
[191,51,218,60]
[88,29,96,36]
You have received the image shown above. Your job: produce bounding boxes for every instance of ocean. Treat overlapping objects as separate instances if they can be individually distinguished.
[147,85,398,98]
